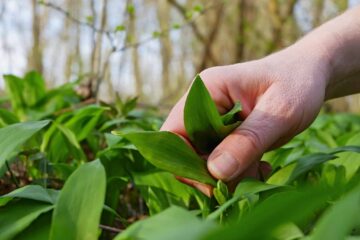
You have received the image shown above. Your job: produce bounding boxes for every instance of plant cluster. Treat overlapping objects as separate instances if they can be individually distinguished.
[0,73,360,240]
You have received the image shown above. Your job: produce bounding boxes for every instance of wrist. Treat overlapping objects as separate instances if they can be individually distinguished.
[301,6,360,100]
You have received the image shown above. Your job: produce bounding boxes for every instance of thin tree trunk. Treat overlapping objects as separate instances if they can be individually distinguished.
[93,0,108,97]
[29,0,43,73]
[197,3,224,72]
[128,0,142,97]
[266,0,297,54]
[313,0,324,27]
[158,0,172,99]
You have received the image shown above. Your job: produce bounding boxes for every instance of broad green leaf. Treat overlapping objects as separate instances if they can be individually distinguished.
[133,171,195,202]
[184,75,242,153]
[65,105,107,141]
[272,223,304,240]
[3,74,25,118]
[331,134,360,180]
[311,181,360,240]
[114,206,217,240]
[203,186,333,240]
[267,145,360,185]
[267,153,337,185]
[0,185,58,206]
[0,120,50,172]
[23,71,46,107]
[49,160,106,240]
[121,131,216,186]
[41,121,86,163]
[134,171,197,215]
[234,178,282,197]
[0,200,53,240]
[14,212,52,240]
[0,108,19,127]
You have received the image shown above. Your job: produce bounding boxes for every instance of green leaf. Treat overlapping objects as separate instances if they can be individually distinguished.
[267,153,337,185]
[0,185,58,206]
[41,121,86,163]
[127,4,135,15]
[172,23,181,29]
[272,223,304,240]
[213,180,229,205]
[121,131,216,186]
[208,179,284,221]
[0,120,50,172]
[152,31,161,38]
[331,133,360,180]
[85,15,94,24]
[311,181,360,240]
[133,171,195,203]
[14,212,52,240]
[134,171,197,215]
[3,74,25,118]
[23,71,46,107]
[114,206,217,240]
[49,160,106,240]
[184,75,242,153]
[0,108,19,127]
[203,185,333,240]
[193,4,204,12]
[115,25,125,32]
[0,200,53,240]
[234,178,282,197]
[65,105,106,141]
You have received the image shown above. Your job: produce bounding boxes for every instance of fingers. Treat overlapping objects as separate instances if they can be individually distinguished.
[160,95,187,136]
[176,176,213,197]
[161,67,234,136]
[207,89,295,181]
[177,160,272,196]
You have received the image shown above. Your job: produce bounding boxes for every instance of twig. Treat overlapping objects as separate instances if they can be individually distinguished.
[38,0,222,53]
[99,224,123,233]
[5,160,19,188]
[39,1,111,34]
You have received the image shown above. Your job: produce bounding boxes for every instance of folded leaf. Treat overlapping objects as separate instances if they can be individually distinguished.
[184,75,242,153]
[122,131,216,186]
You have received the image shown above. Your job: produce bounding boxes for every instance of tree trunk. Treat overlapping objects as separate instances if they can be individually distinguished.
[29,0,43,73]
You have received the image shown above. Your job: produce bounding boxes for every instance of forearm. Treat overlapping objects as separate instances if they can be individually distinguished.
[294,6,360,100]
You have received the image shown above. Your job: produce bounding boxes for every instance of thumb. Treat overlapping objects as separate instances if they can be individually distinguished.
[207,95,293,181]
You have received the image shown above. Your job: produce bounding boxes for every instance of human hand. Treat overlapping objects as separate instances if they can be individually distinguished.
[161,6,360,196]
[161,44,330,195]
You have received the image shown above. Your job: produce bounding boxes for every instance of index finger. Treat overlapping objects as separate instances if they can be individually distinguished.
[160,95,188,137]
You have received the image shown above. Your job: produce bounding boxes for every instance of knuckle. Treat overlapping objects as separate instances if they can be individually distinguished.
[233,127,265,153]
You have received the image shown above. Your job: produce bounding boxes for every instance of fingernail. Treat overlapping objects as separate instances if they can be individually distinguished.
[208,152,238,181]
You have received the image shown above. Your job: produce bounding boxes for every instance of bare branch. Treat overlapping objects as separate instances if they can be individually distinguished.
[39,0,221,53]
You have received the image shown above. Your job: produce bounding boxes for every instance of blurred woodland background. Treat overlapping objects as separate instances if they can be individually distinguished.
[0,0,359,111]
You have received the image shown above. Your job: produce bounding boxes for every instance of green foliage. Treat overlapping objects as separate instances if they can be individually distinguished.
[1,72,360,240]
[0,200,53,240]
[120,131,216,186]
[184,75,242,153]
[114,206,217,240]
[49,160,106,240]
[0,120,50,175]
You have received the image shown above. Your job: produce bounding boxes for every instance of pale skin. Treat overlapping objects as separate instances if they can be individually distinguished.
[161,6,360,196]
